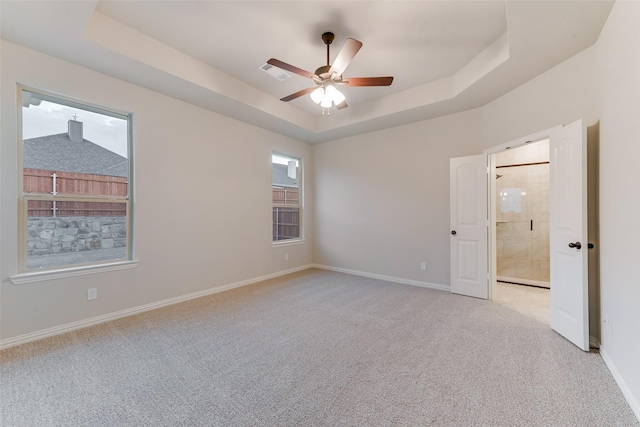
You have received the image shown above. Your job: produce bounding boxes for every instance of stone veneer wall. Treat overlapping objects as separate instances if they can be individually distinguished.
[27,216,126,256]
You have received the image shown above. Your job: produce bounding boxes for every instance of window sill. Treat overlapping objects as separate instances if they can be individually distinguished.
[9,260,139,285]
[272,239,306,248]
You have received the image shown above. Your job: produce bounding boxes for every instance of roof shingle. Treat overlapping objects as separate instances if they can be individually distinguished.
[272,163,298,188]
[23,133,128,178]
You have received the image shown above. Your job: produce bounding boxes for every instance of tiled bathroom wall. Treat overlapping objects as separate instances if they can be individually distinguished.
[496,140,550,287]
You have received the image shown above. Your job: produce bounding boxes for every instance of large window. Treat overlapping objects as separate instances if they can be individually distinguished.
[19,88,132,272]
[272,153,301,242]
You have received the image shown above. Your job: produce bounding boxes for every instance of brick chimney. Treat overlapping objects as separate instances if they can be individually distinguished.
[68,117,83,143]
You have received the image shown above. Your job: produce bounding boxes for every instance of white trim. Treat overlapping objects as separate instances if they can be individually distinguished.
[488,153,497,300]
[272,239,306,247]
[600,347,640,422]
[1,264,313,349]
[10,260,139,285]
[313,264,450,292]
[20,85,130,119]
[483,126,561,155]
[272,151,303,242]
[17,85,135,275]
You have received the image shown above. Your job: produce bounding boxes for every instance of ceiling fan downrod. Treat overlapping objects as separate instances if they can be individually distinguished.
[314,32,335,78]
[322,32,334,66]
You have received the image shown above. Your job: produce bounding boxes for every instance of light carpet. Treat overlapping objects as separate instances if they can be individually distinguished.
[1,268,637,426]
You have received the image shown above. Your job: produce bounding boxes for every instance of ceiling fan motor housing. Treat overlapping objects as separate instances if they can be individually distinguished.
[315,65,332,79]
[322,32,334,45]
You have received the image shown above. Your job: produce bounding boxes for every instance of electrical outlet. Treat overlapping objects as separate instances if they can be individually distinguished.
[420,262,427,271]
[284,253,289,260]
[87,288,97,301]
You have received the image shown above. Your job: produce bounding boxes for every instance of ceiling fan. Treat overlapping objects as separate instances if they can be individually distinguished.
[267,32,393,112]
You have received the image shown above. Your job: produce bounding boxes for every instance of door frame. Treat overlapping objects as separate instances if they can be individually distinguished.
[483,126,561,300]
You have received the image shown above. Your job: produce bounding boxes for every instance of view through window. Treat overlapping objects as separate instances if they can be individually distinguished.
[20,88,131,271]
[272,153,301,242]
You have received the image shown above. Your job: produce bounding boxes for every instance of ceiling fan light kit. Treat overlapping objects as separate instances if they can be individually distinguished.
[267,32,393,114]
[310,87,324,104]
[325,85,345,104]
[310,84,346,114]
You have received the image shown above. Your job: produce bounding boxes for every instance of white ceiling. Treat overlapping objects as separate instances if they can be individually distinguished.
[1,1,614,143]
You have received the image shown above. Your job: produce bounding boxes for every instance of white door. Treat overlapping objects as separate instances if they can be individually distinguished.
[550,120,589,351]
[450,155,488,299]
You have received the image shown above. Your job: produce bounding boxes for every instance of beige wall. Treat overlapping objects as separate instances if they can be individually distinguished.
[1,41,313,341]
[312,47,599,289]
[594,0,640,416]
[1,0,638,418]
[313,110,483,286]
[481,45,598,146]
[312,0,639,415]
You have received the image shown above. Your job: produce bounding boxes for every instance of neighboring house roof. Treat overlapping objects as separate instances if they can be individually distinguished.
[23,133,128,177]
[272,163,298,188]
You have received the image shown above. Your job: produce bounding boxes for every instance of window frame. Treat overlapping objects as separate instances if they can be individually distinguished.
[13,85,136,282]
[272,151,303,245]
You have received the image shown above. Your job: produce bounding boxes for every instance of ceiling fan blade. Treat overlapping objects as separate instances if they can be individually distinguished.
[336,100,348,110]
[328,38,363,77]
[343,77,394,87]
[280,87,317,102]
[267,58,316,79]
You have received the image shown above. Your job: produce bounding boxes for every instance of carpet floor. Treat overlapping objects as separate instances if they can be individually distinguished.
[1,268,637,426]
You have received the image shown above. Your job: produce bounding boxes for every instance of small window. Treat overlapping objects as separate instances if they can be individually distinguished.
[272,153,301,242]
[19,88,132,272]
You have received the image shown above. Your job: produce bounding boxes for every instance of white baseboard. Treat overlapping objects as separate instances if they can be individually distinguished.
[600,346,640,422]
[313,264,450,292]
[0,264,314,350]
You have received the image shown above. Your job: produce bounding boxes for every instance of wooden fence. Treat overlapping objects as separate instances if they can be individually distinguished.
[273,207,300,241]
[272,187,299,205]
[27,200,126,217]
[24,168,127,196]
[24,169,127,217]
[273,187,300,240]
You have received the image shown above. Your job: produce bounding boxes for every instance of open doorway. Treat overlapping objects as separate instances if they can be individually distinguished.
[457,120,594,350]
[492,139,551,325]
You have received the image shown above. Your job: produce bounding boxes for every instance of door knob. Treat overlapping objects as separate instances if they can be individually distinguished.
[451,230,457,235]
[568,242,582,250]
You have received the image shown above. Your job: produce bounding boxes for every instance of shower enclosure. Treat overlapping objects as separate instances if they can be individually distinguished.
[495,141,550,288]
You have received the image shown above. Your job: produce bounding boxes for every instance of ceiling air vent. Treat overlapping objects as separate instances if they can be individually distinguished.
[259,63,291,81]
